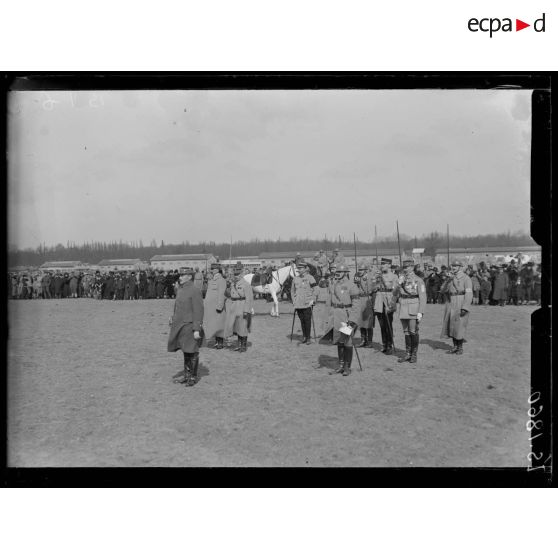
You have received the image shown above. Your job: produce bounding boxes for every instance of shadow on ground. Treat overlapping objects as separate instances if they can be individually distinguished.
[316,354,339,370]
[420,339,453,351]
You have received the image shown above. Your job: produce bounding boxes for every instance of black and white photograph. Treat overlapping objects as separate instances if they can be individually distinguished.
[5,77,551,473]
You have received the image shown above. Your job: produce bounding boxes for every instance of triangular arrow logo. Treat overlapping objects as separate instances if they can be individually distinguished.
[516,19,530,31]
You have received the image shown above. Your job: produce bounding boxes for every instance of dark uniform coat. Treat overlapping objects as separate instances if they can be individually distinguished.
[353,272,374,328]
[224,277,254,337]
[167,281,204,354]
[203,273,227,339]
[492,271,509,301]
[155,273,166,298]
[440,271,473,340]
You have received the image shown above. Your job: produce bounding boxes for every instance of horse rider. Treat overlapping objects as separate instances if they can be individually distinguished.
[353,261,375,348]
[291,259,319,345]
[168,267,204,386]
[316,249,329,276]
[391,259,426,364]
[373,259,398,354]
[328,264,360,376]
[224,265,254,353]
[440,260,473,355]
[329,248,346,268]
[204,262,227,349]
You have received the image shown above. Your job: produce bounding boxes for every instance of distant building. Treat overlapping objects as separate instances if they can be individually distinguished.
[434,246,541,266]
[150,253,217,272]
[221,256,262,269]
[40,260,84,272]
[97,258,144,272]
[258,249,405,269]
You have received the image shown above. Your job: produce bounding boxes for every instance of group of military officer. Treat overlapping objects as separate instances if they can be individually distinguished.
[168,254,473,385]
[287,255,472,376]
[168,263,254,386]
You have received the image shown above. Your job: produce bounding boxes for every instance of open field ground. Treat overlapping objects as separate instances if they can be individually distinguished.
[8,298,533,467]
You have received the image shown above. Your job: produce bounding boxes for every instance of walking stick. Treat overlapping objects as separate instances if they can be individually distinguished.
[352,338,363,372]
[311,305,317,340]
[290,306,296,342]
[384,306,396,353]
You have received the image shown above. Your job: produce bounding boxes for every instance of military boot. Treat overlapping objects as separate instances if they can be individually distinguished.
[379,320,387,352]
[384,342,394,355]
[342,346,353,376]
[233,335,242,351]
[357,328,368,348]
[398,335,412,363]
[455,339,464,355]
[365,328,374,348]
[330,345,345,374]
[174,353,192,384]
[448,338,459,354]
[409,333,419,363]
[239,336,248,353]
[186,353,200,386]
[215,337,224,349]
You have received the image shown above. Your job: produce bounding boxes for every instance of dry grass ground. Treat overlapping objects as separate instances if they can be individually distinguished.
[7,297,532,467]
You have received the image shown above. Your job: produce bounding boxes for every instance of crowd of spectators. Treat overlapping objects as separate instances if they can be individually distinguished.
[9,259,542,307]
[420,260,541,306]
[8,268,208,300]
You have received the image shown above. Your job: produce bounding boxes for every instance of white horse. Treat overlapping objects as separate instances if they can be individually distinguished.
[243,264,298,317]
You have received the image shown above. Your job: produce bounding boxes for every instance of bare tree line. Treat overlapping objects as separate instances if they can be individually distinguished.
[8,231,536,267]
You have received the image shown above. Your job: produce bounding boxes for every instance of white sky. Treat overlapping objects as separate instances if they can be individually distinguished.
[8,89,532,250]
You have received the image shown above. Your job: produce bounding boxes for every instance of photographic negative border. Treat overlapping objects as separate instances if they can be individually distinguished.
[1,72,553,487]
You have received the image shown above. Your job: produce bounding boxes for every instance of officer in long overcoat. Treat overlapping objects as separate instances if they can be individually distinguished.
[203,263,227,349]
[327,265,360,376]
[315,269,332,337]
[391,259,426,363]
[224,267,254,353]
[353,262,375,348]
[168,268,204,386]
[439,260,473,355]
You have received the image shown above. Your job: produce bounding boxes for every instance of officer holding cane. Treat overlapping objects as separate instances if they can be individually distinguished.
[328,265,360,376]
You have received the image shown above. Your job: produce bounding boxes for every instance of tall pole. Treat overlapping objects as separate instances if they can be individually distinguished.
[374,225,379,266]
[229,235,232,261]
[446,224,450,268]
[396,221,402,267]
[353,232,358,276]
